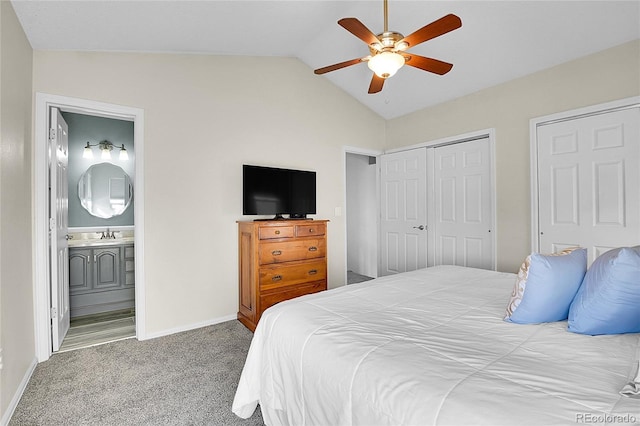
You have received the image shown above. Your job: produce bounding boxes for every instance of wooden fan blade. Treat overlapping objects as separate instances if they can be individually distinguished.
[338,17,379,46]
[402,53,453,75]
[314,58,366,75]
[368,74,385,94]
[399,14,462,48]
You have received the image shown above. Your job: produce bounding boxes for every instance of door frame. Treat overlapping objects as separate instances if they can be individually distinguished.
[529,96,640,253]
[34,93,146,362]
[384,128,497,270]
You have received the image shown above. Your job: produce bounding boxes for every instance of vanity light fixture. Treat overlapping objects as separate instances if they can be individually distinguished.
[83,140,129,161]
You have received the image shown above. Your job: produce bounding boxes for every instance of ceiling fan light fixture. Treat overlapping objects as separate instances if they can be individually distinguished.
[367,51,405,78]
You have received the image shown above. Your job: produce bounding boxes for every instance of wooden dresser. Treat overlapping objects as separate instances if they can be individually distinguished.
[237,219,328,331]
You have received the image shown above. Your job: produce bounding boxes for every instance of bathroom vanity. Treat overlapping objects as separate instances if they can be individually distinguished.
[68,236,135,317]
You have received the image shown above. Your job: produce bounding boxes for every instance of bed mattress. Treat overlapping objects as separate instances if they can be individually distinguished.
[233,265,640,425]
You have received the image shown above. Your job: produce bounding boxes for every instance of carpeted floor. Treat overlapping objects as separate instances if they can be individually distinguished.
[9,320,264,426]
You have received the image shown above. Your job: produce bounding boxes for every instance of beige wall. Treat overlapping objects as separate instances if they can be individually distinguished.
[386,40,640,273]
[0,1,35,420]
[33,51,386,335]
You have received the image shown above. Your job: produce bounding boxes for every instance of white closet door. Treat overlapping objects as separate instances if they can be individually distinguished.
[431,138,493,269]
[537,107,640,262]
[379,148,428,275]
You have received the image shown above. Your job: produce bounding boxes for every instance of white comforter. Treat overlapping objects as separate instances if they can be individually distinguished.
[232,266,640,425]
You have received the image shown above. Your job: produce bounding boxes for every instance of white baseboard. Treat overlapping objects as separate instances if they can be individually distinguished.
[1,357,38,426]
[140,314,238,341]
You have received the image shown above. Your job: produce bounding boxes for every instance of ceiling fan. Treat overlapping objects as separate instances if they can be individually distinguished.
[314,0,462,94]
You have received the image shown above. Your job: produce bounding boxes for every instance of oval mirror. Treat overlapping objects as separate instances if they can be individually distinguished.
[78,162,133,219]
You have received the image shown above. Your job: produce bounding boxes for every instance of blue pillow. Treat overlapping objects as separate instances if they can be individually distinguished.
[568,246,640,335]
[505,248,587,324]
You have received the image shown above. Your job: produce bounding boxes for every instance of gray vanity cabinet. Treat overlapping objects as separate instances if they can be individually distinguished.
[69,244,134,317]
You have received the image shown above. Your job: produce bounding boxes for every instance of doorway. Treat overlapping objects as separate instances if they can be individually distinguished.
[60,111,136,352]
[344,147,381,285]
[34,93,146,362]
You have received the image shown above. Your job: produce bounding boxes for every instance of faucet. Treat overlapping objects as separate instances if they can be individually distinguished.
[98,229,117,239]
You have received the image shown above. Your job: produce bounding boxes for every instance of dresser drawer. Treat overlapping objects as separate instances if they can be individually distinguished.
[259,239,326,264]
[295,223,325,237]
[259,225,294,240]
[260,281,326,312]
[259,260,327,290]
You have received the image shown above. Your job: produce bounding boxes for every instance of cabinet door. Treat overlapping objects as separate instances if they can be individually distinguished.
[69,248,92,294]
[94,247,121,289]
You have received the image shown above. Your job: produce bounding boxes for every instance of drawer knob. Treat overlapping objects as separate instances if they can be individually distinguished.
[308,246,317,252]
[272,250,282,256]
[308,269,318,275]
[308,229,314,233]
[272,275,282,281]
[275,230,280,235]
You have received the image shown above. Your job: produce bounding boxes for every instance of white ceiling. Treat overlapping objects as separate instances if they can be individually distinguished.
[11,0,640,119]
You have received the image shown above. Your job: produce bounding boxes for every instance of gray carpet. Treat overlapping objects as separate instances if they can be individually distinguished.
[10,320,264,425]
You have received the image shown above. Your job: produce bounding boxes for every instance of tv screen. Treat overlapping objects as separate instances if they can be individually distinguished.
[243,165,316,218]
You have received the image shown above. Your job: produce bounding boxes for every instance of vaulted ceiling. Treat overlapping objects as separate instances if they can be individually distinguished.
[11,0,640,119]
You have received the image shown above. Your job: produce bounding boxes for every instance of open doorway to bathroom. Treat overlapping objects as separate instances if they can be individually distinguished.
[345,151,378,284]
[58,112,136,352]
[34,93,145,362]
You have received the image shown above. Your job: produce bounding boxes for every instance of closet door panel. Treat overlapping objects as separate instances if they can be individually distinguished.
[536,107,640,263]
[432,137,493,270]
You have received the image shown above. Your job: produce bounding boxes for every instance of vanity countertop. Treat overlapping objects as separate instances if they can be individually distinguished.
[68,231,134,247]
[68,237,134,248]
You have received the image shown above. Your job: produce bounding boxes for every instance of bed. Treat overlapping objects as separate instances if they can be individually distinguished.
[232,265,640,425]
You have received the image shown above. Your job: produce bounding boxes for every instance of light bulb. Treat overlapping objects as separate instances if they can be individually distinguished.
[101,148,112,160]
[83,144,94,159]
[119,146,129,161]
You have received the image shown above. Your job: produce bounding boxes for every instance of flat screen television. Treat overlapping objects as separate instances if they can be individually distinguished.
[243,164,316,219]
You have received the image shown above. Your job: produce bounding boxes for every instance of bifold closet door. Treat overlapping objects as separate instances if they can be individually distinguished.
[379,148,428,275]
[536,107,640,263]
[431,137,493,269]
